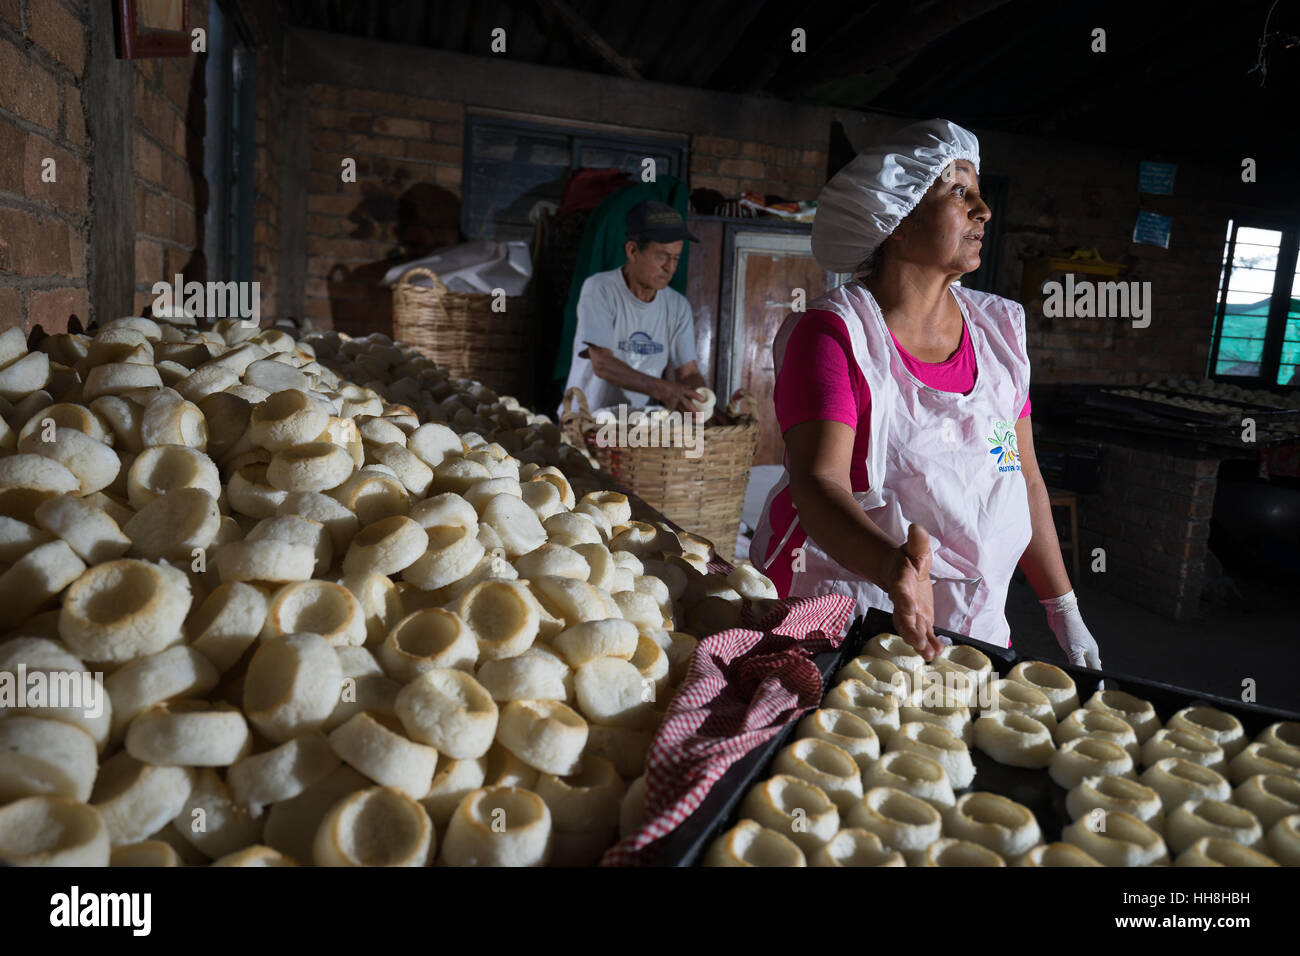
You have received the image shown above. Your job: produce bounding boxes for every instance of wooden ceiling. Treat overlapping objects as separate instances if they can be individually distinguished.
[275,0,1300,166]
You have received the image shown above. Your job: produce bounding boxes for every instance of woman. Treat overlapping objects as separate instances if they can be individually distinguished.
[750,119,1101,667]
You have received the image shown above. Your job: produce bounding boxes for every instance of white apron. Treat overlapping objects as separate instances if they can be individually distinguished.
[750,281,1033,647]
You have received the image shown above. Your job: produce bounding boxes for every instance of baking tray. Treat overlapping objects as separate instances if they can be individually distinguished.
[647,613,1011,866]
[650,608,1300,866]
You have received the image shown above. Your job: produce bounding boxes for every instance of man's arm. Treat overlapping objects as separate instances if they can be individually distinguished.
[586,345,704,411]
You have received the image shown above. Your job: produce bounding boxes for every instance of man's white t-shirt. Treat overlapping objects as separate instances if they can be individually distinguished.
[561,266,698,414]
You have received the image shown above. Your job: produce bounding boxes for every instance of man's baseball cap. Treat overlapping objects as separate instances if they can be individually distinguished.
[626,201,699,244]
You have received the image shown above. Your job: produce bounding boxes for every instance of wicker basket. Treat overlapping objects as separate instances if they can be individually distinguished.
[560,387,759,562]
[391,266,533,398]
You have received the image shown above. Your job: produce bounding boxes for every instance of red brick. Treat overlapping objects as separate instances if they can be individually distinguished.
[64,83,85,146]
[432,122,463,145]
[28,287,87,334]
[402,96,462,122]
[717,158,766,179]
[690,175,738,195]
[308,194,361,215]
[0,288,21,332]
[353,135,403,156]
[24,132,85,214]
[344,88,402,112]
[433,165,462,188]
[306,235,379,259]
[307,172,338,194]
[373,116,431,140]
[406,141,459,164]
[166,244,189,277]
[313,129,345,151]
[0,206,72,275]
[162,59,189,111]
[0,122,25,194]
[27,0,84,75]
[0,38,60,131]
[306,213,339,236]
[309,84,341,105]
[309,107,346,130]
[0,0,20,29]
[134,237,163,284]
[161,153,188,198]
[134,74,173,145]
[136,187,171,237]
[134,133,162,184]
[304,296,332,320]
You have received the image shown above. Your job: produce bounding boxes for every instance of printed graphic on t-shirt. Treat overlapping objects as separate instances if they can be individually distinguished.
[619,330,665,356]
[987,419,1020,473]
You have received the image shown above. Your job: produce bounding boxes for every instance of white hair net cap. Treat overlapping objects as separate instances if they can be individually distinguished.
[811,118,981,274]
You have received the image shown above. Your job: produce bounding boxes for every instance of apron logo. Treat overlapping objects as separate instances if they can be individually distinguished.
[987,419,1021,473]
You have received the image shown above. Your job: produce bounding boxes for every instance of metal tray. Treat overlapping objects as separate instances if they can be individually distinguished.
[648,608,1300,866]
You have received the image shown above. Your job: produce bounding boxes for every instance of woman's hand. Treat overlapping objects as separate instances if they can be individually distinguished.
[885,524,944,661]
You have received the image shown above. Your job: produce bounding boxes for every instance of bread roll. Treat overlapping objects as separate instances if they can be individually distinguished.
[1067,774,1165,831]
[887,721,975,789]
[1060,810,1168,866]
[314,785,434,867]
[420,756,488,827]
[0,539,86,624]
[125,700,250,766]
[125,444,220,510]
[18,426,119,495]
[262,764,369,862]
[395,668,498,759]
[262,580,366,648]
[1166,705,1246,760]
[1141,757,1231,810]
[0,715,99,803]
[574,657,654,728]
[277,490,359,556]
[212,845,300,866]
[169,766,264,859]
[772,737,863,813]
[496,699,588,776]
[1014,842,1103,867]
[378,607,478,682]
[188,581,268,673]
[1228,742,1300,784]
[247,389,330,451]
[846,786,941,865]
[1050,736,1134,789]
[476,645,569,702]
[226,732,340,816]
[1053,707,1140,760]
[1006,661,1078,721]
[808,828,903,867]
[0,796,110,866]
[243,632,343,743]
[552,618,638,667]
[1233,773,1300,828]
[440,785,552,867]
[1165,798,1263,855]
[1174,837,1278,867]
[1141,727,1225,773]
[90,751,195,846]
[59,558,191,663]
[215,538,315,584]
[973,710,1056,768]
[457,578,541,660]
[704,819,806,867]
[327,711,438,799]
[823,678,901,737]
[1256,721,1300,750]
[122,487,220,562]
[340,571,403,647]
[943,791,1041,860]
[920,837,1005,867]
[862,750,955,811]
[534,755,624,832]
[583,723,653,779]
[402,523,484,591]
[1267,814,1300,866]
[1084,689,1160,743]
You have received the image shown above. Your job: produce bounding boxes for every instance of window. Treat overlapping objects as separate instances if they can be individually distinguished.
[462,115,687,242]
[202,1,256,284]
[1210,220,1300,386]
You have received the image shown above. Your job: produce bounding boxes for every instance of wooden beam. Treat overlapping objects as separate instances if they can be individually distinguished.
[774,0,1013,96]
[534,0,643,80]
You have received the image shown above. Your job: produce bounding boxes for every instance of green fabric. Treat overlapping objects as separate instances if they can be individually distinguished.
[551,175,692,382]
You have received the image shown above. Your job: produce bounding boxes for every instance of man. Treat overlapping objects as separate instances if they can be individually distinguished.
[561,201,708,415]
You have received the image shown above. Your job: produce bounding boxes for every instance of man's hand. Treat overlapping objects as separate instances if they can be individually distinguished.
[585,343,618,381]
[661,381,705,414]
[885,523,943,661]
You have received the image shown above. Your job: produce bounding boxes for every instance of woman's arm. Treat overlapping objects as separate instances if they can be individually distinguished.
[1013,415,1071,598]
[784,419,944,660]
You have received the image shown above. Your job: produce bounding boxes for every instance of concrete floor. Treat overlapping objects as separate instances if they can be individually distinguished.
[1004,569,1300,715]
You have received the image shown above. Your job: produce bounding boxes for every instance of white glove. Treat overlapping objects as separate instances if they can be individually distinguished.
[1040,590,1102,669]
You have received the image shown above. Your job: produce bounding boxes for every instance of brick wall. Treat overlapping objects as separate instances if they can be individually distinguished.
[984,134,1228,388]
[0,0,89,335]
[130,0,207,316]
[689,136,825,201]
[1077,442,1218,620]
[300,83,464,334]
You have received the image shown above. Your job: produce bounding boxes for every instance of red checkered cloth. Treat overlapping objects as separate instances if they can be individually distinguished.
[599,591,855,866]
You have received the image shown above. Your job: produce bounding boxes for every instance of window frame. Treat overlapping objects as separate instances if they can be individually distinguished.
[1209,216,1300,388]
[460,114,689,241]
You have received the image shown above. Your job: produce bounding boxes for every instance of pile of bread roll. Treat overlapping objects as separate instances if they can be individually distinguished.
[707,632,1300,866]
[0,316,780,866]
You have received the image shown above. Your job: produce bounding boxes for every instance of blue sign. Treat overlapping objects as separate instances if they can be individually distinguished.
[1133,211,1172,249]
[1138,161,1176,195]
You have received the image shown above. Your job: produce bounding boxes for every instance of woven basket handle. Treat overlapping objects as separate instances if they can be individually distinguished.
[561,386,592,418]
[730,388,758,419]
[396,266,448,294]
